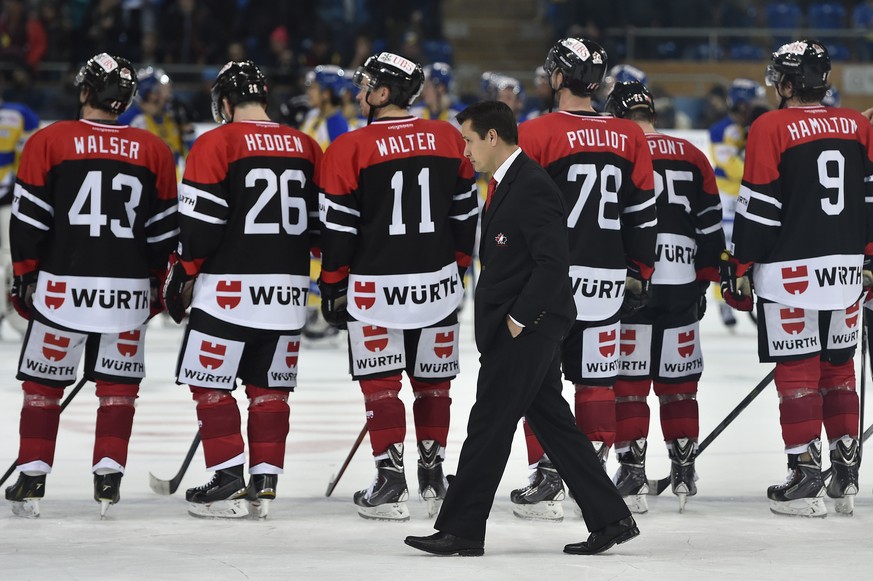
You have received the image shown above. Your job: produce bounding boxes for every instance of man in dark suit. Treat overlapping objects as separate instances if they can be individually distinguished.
[404,101,639,556]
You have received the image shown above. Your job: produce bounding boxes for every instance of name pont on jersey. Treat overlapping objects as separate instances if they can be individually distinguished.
[648,136,687,156]
[786,116,858,142]
[376,132,437,157]
[74,135,140,159]
[244,133,304,153]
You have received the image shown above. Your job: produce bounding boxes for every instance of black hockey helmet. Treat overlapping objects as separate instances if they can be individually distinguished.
[353,52,424,108]
[75,53,137,115]
[211,60,268,123]
[765,39,831,90]
[544,37,608,96]
[605,81,655,119]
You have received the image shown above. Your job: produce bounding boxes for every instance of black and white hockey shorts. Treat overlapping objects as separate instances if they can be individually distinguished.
[345,311,460,382]
[618,284,702,383]
[756,297,860,364]
[18,309,148,388]
[561,310,622,386]
[176,309,302,391]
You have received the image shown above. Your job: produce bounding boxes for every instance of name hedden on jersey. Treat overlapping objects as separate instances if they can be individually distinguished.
[243,133,304,153]
[73,135,140,159]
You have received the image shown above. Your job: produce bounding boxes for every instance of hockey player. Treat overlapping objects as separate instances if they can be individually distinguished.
[411,62,462,127]
[726,40,873,517]
[162,61,322,519]
[511,38,656,521]
[605,81,725,513]
[0,88,39,336]
[318,52,478,520]
[5,53,178,518]
[709,77,765,329]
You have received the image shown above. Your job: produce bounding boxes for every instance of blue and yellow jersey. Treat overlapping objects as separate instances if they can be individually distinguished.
[709,115,746,197]
[411,104,462,128]
[301,109,350,152]
[118,104,187,176]
[0,102,40,205]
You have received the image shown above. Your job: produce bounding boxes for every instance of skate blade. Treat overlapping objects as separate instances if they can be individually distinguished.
[511,500,564,522]
[10,499,40,518]
[248,498,271,519]
[677,492,687,514]
[356,502,410,521]
[768,497,827,518]
[423,496,443,518]
[834,495,855,516]
[99,499,112,519]
[187,499,250,519]
[623,493,648,514]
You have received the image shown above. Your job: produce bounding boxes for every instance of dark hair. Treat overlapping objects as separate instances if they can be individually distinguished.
[456,100,518,145]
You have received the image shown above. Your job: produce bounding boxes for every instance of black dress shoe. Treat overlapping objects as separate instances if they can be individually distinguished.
[564,516,639,555]
[404,531,484,556]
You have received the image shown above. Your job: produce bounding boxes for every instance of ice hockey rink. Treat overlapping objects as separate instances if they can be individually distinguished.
[0,299,871,581]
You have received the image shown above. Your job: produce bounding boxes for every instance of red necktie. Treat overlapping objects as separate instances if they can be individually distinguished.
[485,177,497,210]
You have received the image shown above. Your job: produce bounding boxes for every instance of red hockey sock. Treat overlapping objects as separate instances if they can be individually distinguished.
[246,385,290,471]
[410,379,450,447]
[654,381,699,442]
[191,386,244,470]
[93,381,139,471]
[574,384,616,447]
[17,381,63,471]
[822,388,859,441]
[522,418,545,465]
[776,358,823,448]
[614,378,651,447]
[361,376,405,456]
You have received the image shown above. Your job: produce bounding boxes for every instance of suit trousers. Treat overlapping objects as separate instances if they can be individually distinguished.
[435,323,630,541]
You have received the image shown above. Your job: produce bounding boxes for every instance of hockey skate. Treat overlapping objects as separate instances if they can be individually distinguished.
[825,436,859,516]
[767,439,826,518]
[669,438,698,513]
[186,465,249,519]
[613,438,649,514]
[247,474,278,519]
[510,456,566,522]
[94,472,122,518]
[5,473,45,518]
[354,443,409,521]
[417,440,449,518]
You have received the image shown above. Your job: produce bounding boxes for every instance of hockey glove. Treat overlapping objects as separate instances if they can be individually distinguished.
[696,280,710,321]
[162,254,195,324]
[719,251,754,311]
[863,256,873,301]
[621,267,650,316]
[10,271,38,320]
[318,277,349,329]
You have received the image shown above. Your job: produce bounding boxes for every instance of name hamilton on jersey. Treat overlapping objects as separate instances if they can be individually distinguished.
[786,116,858,142]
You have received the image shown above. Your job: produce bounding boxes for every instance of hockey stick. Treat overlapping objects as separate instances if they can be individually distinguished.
[0,376,88,487]
[859,308,867,463]
[148,432,201,495]
[325,423,368,497]
[647,367,776,495]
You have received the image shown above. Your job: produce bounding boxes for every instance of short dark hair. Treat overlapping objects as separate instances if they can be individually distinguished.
[456,100,518,145]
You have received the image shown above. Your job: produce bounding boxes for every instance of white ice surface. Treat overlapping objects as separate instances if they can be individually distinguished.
[0,300,871,580]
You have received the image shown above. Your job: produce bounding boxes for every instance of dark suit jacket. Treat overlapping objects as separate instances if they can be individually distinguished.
[474,150,575,352]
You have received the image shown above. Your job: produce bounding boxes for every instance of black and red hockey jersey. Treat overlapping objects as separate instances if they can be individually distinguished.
[319,115,477,329]
[519,111,657,321]
[11,119,178,333]
[645,133,724,285]
[177,120,322,330]
[733,106,873,310]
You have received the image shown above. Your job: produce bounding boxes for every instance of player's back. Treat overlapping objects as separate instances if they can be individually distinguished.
[519,110,655,271]
[646,132,722,285]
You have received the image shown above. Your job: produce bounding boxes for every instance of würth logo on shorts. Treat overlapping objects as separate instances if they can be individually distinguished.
[199,341,226,369]
[434,331,454,359]
[216,280,242,309]
[620,329,636,356]
[598,329,617,358]
[677,330,695,358]
[780,307,806,334]
[42,333,70,361]
[44,279,67,310]
[354,280,376,310]
[117,330,141,357]
[845,301,860,328]
[286,340,300,368]
[362,325,389,352]
[781,265,809,295]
